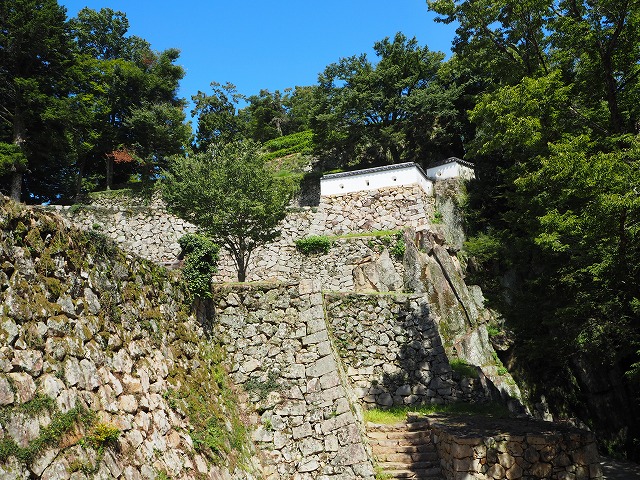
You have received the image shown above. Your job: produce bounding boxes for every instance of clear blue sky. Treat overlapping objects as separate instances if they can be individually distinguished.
[59,0,456,108]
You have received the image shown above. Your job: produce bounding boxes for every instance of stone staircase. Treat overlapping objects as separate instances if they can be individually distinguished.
[366,418,444,480]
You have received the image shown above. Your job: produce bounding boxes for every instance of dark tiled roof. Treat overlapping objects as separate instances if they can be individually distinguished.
[426,157,475,169]
[322,162,429,180]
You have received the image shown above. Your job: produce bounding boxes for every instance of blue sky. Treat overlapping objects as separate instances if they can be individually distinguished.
[60,0,457,109]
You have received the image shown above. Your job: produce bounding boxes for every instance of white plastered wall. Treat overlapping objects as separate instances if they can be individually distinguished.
[321,164,434,196]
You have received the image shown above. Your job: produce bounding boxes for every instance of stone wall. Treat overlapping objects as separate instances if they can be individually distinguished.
[325,293,484,408]
[424,414,603,480]
[211,282,375,480]
[54,184,434,281]
[0,199,261,479]
[214,235,406,287]
[48,194,197,265]
[318,185,434,235]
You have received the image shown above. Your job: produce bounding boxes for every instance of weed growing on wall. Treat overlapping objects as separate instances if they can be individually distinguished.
[390,232,406,260]
[450,358,479,379]
[295,235,332,255]
[0,400,96,464]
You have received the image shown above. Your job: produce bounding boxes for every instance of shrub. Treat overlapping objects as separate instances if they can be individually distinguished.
[295,235,332,255]
[179,234,220,298]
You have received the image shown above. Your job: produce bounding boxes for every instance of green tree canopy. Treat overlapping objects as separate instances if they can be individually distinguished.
[312,32,464,168]
[431,0,640,455]
[67,9,189,194]
[191,82,245,152]
[0,0,74,202]
[162,142,296,282]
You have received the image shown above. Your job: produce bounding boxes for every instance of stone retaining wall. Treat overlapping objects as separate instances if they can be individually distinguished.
[319,185,434,235]
[211,282,375,480]
[214,236,406,287]
[53,184,434,282]
[425,414,603,480]
[324,293,488,409]
[48,196,197,265]
[0,200,261,479]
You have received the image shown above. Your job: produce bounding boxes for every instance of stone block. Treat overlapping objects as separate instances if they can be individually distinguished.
[292,423,313,440]
[530,461,552,478]
[8,372,36,403]
[487,463,505,478]
[505,463,523,479]
[451,442,475,458]
[12,349,43,375]
[0,375,15,405]
[118,394,138,413]
[300,437,324,456]
[498,452,516,469]
[321,412,352,434]
[302,330,329,346]
[306,355,335,378]
[298,458,320,473]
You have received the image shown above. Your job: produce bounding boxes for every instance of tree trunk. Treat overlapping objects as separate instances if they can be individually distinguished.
[236,255,246,282]
[601,51,624,133]
[74,158,86,202]
[105,156,113,190]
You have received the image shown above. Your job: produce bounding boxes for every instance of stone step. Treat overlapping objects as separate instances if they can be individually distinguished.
[368,436,433,448]
[373,451,439,463]
[383,467,444,479]
[378,461,440,471]
[371,443,436,455]
[382,430,431,441]
[366,419,444,480]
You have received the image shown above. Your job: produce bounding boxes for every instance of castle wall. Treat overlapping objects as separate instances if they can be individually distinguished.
[324,293,487,408]
[52,184,434,284]
[47,195,197,266]
[211,282,375,480]
[320,163,433,196]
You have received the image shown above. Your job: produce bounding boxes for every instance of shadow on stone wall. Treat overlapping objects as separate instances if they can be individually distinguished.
[325,293,467,409]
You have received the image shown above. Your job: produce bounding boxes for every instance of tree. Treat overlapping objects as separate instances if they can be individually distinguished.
[313,32,464,167]
[191,82,245,151]
[162,142,296,282]
[431,0,640,456]
[239,89,290,142]
[0,0,74,201]
[69,8,189,193]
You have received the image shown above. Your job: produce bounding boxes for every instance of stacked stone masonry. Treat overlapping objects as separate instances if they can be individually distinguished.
[324,293,488,408]
[0,200,261,479]
[52,184,434,283]
[44,181,611,480]
[211,282,375,480]
[425,414,603,480]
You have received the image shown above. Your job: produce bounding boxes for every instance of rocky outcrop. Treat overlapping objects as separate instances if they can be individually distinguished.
[0,198,261,479]
[406,228,524,412]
